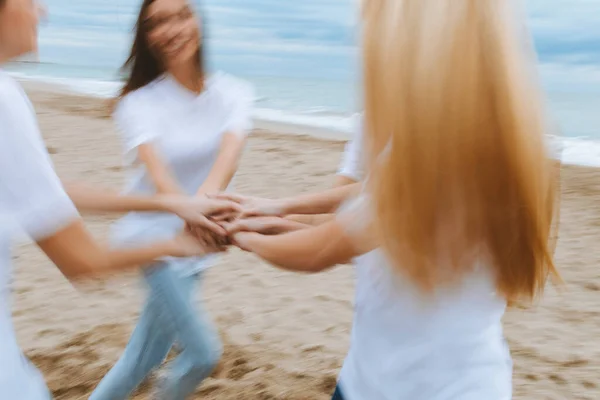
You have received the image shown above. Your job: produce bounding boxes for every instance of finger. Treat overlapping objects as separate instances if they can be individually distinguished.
[200,230,219,249]
[205,199,244,215]
[209,210,239,222]
[223,220,248,235]
[210,213,232,222]
[239,208,262,219]
[195,217,227,236]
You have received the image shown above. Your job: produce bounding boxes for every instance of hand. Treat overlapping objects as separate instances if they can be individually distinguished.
[161,195,241,235]
[168,231,223,258]
[209,193,285,218]
[221,216,297,235]
[229,231,259,252]
[186,223,230,250]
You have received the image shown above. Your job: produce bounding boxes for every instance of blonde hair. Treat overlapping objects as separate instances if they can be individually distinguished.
[362,0,560,303]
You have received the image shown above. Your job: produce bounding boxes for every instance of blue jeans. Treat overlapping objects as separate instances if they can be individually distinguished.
[332,385,345,400]
[90,263,222,400]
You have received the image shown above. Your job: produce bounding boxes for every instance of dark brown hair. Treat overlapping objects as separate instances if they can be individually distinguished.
[119,0,205,98]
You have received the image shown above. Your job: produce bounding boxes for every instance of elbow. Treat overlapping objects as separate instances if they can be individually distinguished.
[60,255,110,281]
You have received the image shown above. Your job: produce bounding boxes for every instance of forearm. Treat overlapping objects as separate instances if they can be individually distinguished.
[37,221,178,280]
[272,219,312,234]
[65,183,171,214]
[238,221,357,272]
[97,242,175,276]
[279,183,360,215]
[285,214,334,226]
[153,172,184,195]
[196,134,245,196]
[195,169,235,196]
[137,144,184,195]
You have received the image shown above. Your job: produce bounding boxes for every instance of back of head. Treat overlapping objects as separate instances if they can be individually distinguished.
[361,0,560,304]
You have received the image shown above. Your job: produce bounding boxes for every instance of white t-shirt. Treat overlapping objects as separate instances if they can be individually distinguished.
[0,71,79,399]
[337,113,364,182]
[337,200,512,399]
[111,72,253,276]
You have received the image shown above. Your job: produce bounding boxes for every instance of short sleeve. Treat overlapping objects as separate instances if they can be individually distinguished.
[337,113,365,181]
[336,185,377,254]
[0,90,79,240]
[223,78,254,137]
[113,92,159,165]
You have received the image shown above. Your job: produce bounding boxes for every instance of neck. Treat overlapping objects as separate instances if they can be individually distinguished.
[169,60,203,94]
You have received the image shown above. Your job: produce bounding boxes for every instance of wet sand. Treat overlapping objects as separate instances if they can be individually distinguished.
[10,83,600,399]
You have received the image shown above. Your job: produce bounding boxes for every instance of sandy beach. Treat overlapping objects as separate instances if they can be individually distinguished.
[9,83,600,400]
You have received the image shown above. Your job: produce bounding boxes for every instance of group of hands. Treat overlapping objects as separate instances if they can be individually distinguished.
[165,193,291,257]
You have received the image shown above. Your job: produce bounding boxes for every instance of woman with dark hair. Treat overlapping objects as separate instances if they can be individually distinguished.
[0,0,233,399]
[90,0,253,398]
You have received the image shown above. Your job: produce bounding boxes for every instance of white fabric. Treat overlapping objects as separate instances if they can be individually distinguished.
[337,194,512,400]
[337,113,364,182]
[0,71,79,399]
[111,72,253,276]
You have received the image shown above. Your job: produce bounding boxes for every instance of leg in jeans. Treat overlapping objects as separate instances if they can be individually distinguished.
[90,263,221,400]
[332,385,345,400]
[152,267,222,399]
[90,268,178,400]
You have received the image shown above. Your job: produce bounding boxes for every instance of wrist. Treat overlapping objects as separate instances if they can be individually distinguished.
[195,184,220,197]
[155,195,182,214]
[278,198,294,215]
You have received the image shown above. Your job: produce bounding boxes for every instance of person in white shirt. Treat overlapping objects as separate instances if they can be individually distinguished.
[0,1,234,399]
[90,0,253,399]
[220,1,560,399]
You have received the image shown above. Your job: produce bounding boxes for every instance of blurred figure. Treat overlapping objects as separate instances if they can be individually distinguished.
[227,1,560,399]
[90,0,253,399]
[0,0,225,399]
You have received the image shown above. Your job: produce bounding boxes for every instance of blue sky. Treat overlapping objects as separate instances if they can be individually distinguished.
[39,0,600,91]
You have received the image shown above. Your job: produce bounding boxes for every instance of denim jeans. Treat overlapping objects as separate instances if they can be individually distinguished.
[332,385,345,400]
[90,263,222,400]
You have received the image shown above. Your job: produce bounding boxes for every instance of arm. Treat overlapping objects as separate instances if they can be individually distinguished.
[37,220,204,280]
[138,144,184,194]
[333,174,359,187]
[196,132,246,195]
[64,182,240,234]
[279,183,360,215]
[283,170,360,226]
[65,182,178,213]
[233,220,362,273]
[223,216,312,236]
[284,214,334,226]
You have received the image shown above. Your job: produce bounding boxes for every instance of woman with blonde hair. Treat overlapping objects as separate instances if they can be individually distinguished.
[226,0,560,398]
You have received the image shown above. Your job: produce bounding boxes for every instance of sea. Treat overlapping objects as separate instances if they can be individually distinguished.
[5,0,600,166]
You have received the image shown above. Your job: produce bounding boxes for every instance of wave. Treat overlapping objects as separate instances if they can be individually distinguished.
[10,71,600,168]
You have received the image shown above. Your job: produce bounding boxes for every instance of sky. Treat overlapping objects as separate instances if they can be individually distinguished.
[39,0,600,91]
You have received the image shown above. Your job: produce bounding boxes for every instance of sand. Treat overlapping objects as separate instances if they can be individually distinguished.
[9,82,600,399]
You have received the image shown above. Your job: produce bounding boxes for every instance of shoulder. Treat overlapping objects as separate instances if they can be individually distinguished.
[0,72,34,118]
[209,72,254,106]
[113,77,166,120]
[0,73,43,149]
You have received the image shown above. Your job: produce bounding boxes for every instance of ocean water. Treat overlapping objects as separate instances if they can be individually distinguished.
[6,0,600,166]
